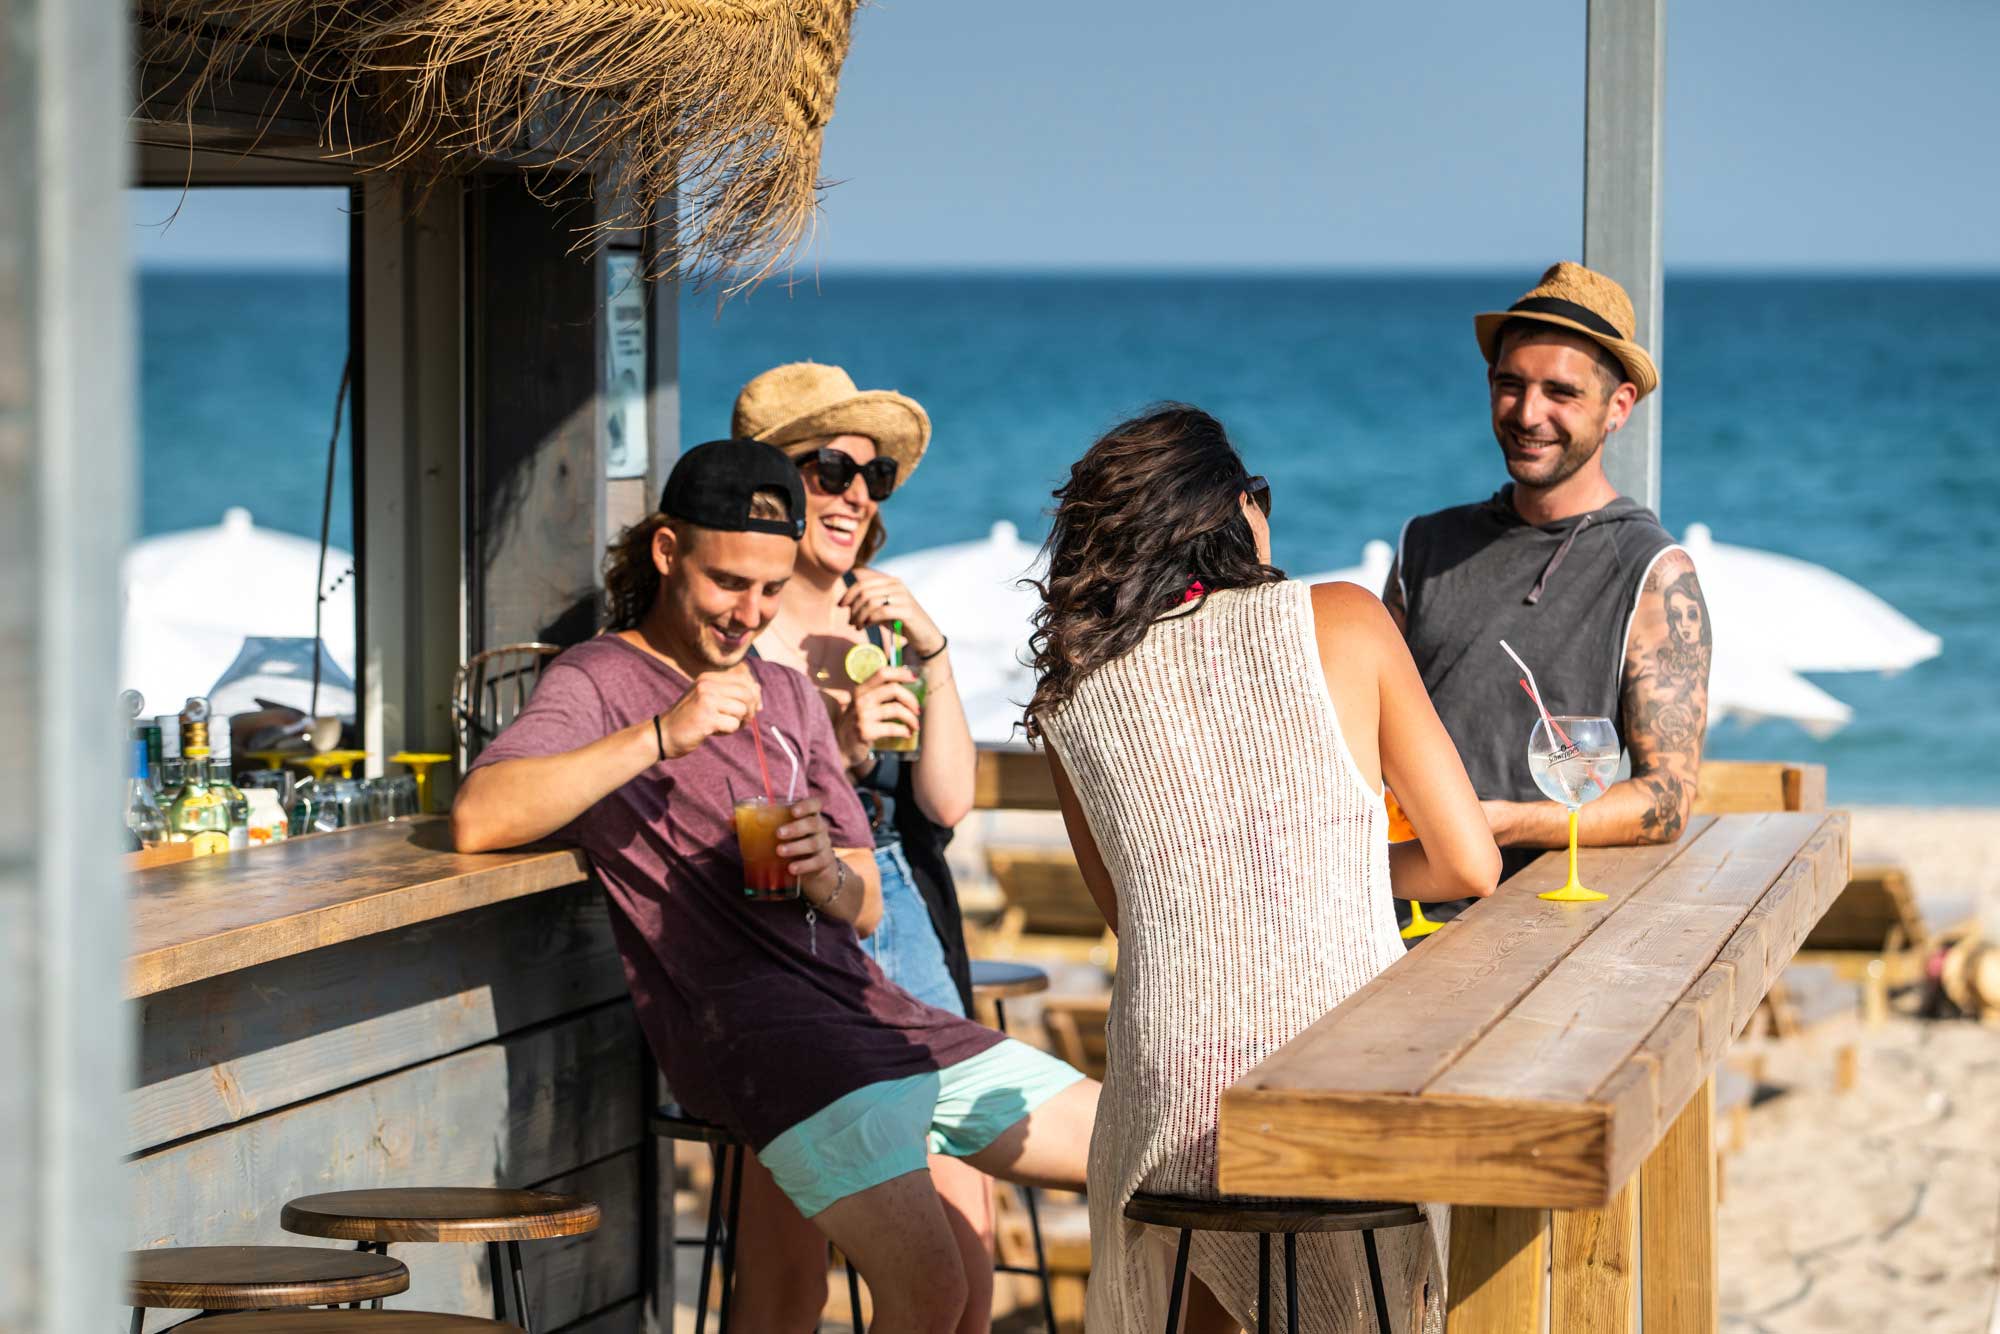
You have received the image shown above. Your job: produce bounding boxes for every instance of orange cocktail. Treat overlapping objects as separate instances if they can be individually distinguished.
[733,796,798,901]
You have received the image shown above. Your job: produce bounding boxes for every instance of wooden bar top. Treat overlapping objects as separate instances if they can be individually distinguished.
[1217,811,1850,1211]
[127,817,591,998]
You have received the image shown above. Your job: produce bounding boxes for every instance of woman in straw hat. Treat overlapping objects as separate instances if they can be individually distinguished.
[734,362,1085,1332]
[1028,405,1498,1332]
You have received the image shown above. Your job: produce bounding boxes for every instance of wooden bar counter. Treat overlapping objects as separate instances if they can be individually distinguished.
[128,819,656,1333]
[1217,811,1851,1333]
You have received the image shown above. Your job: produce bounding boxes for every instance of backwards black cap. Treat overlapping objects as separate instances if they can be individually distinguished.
[660,438,807,539]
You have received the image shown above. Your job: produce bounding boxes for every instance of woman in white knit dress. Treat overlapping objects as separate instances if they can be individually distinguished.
[1027,406,1500,1333]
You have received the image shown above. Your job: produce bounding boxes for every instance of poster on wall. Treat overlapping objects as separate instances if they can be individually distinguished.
[604,251,649,480]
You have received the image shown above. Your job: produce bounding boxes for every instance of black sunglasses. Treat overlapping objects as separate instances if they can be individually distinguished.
[1244,474,1272,517]
[796,448,901,502]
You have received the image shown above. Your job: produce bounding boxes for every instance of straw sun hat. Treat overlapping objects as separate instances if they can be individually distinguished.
[1474,262,1660,399]
[732,362,933,488]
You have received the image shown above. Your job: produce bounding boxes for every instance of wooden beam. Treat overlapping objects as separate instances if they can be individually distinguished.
[974,744,1061,811]
[2,0,133,1326]
[1583,0,1665,511]
[1551,1181,1638,1333]
[1445,1206,1545,1334]
[1640,1078,1718,1333]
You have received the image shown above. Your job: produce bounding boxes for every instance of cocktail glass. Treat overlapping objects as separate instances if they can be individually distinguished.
[1527,715,1621,903]
[732,784,800,902]
[871,676,926,758]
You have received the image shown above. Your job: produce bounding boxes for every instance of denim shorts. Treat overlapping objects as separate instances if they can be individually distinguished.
[756,1038,1085,1217]
[861,842,966,1017]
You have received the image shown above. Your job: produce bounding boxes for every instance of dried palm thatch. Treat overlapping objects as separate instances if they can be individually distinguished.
[138,0,859,290]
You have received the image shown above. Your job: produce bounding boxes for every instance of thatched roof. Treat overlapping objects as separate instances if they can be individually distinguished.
[138,0,860,290]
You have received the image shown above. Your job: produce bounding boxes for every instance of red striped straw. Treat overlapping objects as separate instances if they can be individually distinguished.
[1518,680,1576,750]
[1500,639,1575,749]
[747,707,777,803]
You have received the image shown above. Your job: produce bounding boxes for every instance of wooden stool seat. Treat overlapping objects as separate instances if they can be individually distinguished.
[196,1312,519,1333]
[969,959,1050,1002]
[129,1246,410,1310]
[281,1189,602,1243]
[1123,1193,1422,1234]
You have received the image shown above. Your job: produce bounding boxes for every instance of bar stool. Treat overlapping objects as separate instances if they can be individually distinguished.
[281,1188,600,1334]
[1122,1194,1422,1334]
[968,959,1058,1334]
[651,1104,864,1333]
[192,1313,518,1333]
[129,1246,411,1332]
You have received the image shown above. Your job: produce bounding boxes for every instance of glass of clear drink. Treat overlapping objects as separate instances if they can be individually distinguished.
[1527,715,1621,903]
[732,784,800,902]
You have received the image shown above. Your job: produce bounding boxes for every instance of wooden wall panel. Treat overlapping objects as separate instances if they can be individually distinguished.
[132,887,624,1152]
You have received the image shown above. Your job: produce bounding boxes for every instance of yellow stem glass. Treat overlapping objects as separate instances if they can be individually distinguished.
[1539,806,1607,902]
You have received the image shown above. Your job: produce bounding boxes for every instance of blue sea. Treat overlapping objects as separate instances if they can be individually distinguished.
[138,271,2000,805]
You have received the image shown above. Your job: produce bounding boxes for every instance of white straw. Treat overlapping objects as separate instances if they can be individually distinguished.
[767,723,802,802]
[1499,639,1561,736]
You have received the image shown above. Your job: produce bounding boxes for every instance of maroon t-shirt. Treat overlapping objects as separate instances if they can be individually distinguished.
[472,635,1001,1148]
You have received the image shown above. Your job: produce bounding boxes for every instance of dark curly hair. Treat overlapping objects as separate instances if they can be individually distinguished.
[1024,404,1282,733]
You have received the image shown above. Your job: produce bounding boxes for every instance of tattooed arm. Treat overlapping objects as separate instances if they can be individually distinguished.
[1481,549,1713,847]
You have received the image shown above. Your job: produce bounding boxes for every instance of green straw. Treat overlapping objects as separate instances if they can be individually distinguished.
[891,619,903,668]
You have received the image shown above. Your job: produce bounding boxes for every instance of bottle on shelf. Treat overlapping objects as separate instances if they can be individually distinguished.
[125,737,166,849]
[154,713,185,809]
[208,715,251,851]
[167,699,231,856]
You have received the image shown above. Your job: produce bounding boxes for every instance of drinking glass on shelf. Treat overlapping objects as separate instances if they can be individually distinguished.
[1527,715,1621,903]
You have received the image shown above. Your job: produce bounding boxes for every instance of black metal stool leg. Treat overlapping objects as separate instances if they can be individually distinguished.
[694,1145,725,1334]
[718,1143,745,1332]
[487,1241,510,1325]
[846,1257,864,1332]
[507,1240,533,1334]
[1285,1233,1298,1334]
[1361,1230,1391,1334]
[1018,1181,1059,1333]
[1257,1232,1271,1334]
[1162,1228,1192,1334]
[130,1308,145,1334]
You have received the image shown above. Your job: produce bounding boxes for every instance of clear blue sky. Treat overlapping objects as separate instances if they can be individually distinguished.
[132,0,1999,271]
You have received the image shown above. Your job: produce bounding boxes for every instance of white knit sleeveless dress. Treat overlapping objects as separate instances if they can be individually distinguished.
[1040,581,1443,1333]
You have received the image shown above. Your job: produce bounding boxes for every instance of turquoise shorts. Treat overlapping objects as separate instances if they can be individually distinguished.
[757,1038,1084,1218]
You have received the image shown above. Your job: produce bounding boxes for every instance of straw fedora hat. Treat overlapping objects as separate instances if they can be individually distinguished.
[1474,262,1660,399]
[732,362,932,486]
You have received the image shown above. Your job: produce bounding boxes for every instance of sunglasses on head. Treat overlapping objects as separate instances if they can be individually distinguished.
[795,448,901,502]
[1244,474,1271,517]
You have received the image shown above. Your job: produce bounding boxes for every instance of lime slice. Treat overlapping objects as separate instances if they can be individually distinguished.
[843,642,887,684]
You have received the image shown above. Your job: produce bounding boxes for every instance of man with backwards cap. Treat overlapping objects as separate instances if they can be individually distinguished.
[453,440,1094,1330]
[1383,262,1715,911]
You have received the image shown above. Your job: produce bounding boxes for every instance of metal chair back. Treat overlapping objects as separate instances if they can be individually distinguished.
[453,642,562,766]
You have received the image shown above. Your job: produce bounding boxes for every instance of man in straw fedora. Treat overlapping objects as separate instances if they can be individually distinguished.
[1382,261,1714,908]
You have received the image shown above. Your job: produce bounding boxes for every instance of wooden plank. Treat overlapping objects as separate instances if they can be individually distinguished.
[973,745,1060,811]
[1445,1206,1545,1334]
[1431,814,1821,1106]
[1217,1091,1610,1210]
[525,1150,644,1331]
[1550,1180,1637,1333]
[127,815,591,997]
[1639,1079,1718,1334]
[132,888,623,1151]
[130,1005,645,1325]
[1237,818,1718,1100]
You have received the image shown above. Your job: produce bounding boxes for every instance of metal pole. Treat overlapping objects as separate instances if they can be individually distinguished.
[1583,0,1666,513]
[3,0,134,1329]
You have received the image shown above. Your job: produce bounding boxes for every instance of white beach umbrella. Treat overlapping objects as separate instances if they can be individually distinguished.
[121,507,357,718]
[879,521,1044,744]
[1301,539,1396,592]
[1681,523,1940,676]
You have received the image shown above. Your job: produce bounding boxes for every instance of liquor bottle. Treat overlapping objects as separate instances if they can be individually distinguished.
[168,702,231,856]
[154,713,185,809]
[208,716,251,851]
[125,738,167,849]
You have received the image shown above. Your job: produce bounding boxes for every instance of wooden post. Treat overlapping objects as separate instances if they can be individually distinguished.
[1551,1182,1638,1333]
[1641,1078,1719,1332]
[1446,1206,1546,1333]
[1,0,134,1324]
[1583,0,1665,512]
[360,177,466,783]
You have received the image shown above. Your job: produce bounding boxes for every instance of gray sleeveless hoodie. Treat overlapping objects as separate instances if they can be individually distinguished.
[1398,485,1680,881]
